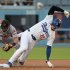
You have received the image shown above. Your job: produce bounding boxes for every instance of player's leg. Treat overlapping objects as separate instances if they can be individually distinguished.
[0,46,26,68]
[7,31,29,67]
[46,31,55,67]
[18,38,36,65]
[46,45,53,67]
[46,45,51,61]
[18,50,29,65]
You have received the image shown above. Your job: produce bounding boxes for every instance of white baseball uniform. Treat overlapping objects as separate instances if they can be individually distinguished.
[8,15,55,63]
[0,6,69,68]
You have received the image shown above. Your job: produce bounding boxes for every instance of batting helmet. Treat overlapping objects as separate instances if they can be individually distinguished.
[1,20,10,32]
[52,18,61,28]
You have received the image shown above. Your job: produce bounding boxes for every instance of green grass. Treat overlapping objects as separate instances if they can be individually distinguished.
[28,47,46,60]
[0,47,70,60]
[51,47,70,60]
[0,48,15,59]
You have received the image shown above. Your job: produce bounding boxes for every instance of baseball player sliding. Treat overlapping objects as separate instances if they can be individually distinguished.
[0,6,69,68]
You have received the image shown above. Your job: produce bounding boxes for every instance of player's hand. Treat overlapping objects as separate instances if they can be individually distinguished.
[2,43,13,52]
[64,10,70,18]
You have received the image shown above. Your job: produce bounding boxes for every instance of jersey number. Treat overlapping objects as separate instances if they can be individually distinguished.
[41,22,48,35]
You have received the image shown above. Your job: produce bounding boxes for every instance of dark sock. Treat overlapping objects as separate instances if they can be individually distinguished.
[46,45,51,61]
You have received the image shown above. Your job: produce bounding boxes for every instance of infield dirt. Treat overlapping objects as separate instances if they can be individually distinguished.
[0,60,70,70]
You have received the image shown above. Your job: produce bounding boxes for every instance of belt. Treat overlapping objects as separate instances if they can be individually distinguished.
[28,29,36,40]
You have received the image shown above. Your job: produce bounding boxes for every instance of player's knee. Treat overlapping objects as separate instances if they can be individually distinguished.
[17,48,26,54]
[19,47,28,52]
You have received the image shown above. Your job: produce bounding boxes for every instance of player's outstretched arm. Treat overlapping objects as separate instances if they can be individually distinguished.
[48,6,64,15]
[48,5,70,18]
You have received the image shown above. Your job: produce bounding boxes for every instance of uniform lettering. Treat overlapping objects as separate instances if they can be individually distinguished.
[41,22,48,35]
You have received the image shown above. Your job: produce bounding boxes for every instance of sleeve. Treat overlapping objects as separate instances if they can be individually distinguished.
[48,6,64,15]
[10,25,18,38]
[47,31,55,46]
[17,32,23,37]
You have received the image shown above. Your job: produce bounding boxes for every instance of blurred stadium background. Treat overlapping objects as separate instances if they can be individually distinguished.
[0,0,70,59]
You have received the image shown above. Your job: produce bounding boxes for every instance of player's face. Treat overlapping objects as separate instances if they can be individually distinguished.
[57,14,63,20]
[1,22,10,32]
[54,13,63,20]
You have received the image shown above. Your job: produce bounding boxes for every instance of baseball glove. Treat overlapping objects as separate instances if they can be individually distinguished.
[2,43,13,52]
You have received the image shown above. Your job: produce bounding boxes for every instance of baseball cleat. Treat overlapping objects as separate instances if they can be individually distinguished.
[19,61,24,65]
[46,61,54,68]
[0,64,10,68]
[12,60,25,66]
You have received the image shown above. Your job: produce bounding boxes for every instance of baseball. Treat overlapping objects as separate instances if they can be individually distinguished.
[37,2,44,9]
